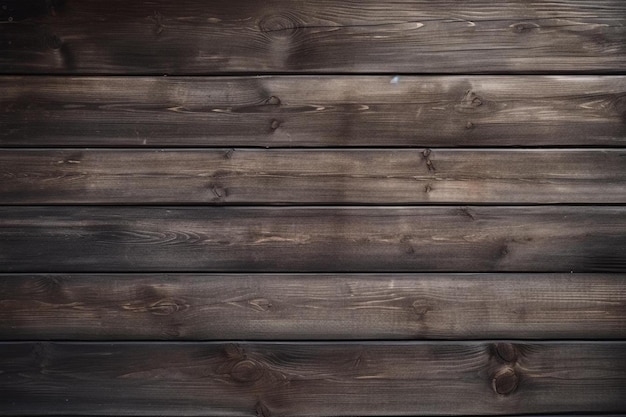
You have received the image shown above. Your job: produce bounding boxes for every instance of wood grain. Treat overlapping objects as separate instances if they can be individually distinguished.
[1,1,625,74]
[2,76,625,147]
[1,273,624,340]
[2,149,625,204]
[0,341,624,415]
[1,206,625,273]
[2,1,624,416]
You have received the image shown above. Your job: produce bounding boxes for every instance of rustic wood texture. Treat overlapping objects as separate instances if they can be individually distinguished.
[1,76,625,147]
[1,1,625,74]
[1,149,625,204]
[1,273,624,340]
[2,1,626,415]
[0,341,625,415]
[1,206,625,273]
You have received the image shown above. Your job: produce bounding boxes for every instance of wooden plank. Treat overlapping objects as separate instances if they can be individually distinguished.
[1,273,624,340]
[0,341,624,415]
[1,76,625,147]
[1,149,625,204]
[1,1,625,74]
[1,206,625,273]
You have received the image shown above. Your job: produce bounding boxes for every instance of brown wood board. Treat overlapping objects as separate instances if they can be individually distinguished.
[0,341,624,415]
[1,149,625,204]
[0,273,624,340]
[1,206,625,273]
[1,1,625,74]
[2,76,625,147]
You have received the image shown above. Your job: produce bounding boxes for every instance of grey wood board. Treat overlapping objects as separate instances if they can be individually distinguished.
[1,76,625,147]
[1,206,625,272]
[1,1,625,73]
[0,341,624,415]
[0,273,624,340]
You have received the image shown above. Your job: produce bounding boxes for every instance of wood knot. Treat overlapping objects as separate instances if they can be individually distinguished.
[411,302,430,319]
[265,96,281,106]
[465,121,474,130]
[270,119,281,130]
[492,367,519,395]
[421,149,435,172]
[258,12,304,38]
[457,90,485,112]
[464,91,482,107]
[231,359,264,383]
[510,22,540,34]
[150,10,165,35]
[209,184,228,199]
[249,298,272,312]
[495,343,517,363]
[147,298,188,316]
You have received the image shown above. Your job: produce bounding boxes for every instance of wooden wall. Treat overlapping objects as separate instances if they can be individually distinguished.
[0,1,625,416]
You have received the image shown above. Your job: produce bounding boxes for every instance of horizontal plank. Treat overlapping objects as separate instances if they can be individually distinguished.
[1,76,625,147]
[1,206,625,273]
[1,273,624,340]
[1,1,625,73]
[1,341,625,415]
[1,149,625,204]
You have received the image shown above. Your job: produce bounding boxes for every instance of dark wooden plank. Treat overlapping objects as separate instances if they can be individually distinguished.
[1,206,625,273]
[2,76,625,147]
[1,273,624,340]
[0,341,624,415]
[1,149,625,204]
[1,0,625,74]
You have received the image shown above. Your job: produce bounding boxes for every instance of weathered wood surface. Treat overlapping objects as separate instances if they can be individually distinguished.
[1,273,624,340]
[1,76,625,147]
[1,1,625,416]
[2,149,625,204]
[1,1,625,74]
[1,206,625,273]
[0,341,624,415]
